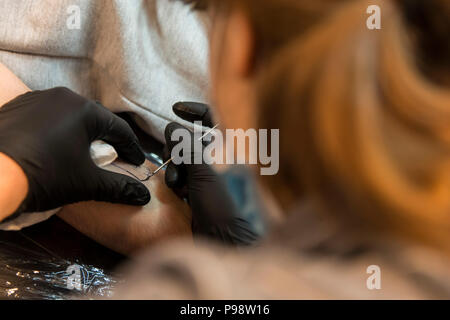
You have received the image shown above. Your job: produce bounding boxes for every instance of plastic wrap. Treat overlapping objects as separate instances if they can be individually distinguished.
[0,240,118,299]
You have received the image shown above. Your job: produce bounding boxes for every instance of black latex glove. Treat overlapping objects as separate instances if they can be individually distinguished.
[164,102,258,246]
[0,87,150,215]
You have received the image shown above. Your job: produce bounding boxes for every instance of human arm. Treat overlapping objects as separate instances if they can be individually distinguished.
[58,160,192,255]
[0,63,30,220]
[0,153,28,221]
[0,62,29,103]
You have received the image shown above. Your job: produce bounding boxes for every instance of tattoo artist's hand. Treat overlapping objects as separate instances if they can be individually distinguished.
[0,87,150,215]
[164,102,258,246]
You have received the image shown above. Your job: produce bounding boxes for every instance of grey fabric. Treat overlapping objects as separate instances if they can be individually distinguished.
[0,0,209,229]
[0,0,209,142]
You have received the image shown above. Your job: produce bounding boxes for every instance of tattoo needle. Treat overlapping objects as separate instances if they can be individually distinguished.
[149,124,220,178]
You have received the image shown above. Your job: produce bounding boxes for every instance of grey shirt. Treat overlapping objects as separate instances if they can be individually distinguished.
[0,0,209,229]
[0,0,209,142]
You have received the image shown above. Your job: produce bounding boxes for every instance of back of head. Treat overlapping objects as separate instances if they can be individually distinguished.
[181,0,450,252]
[254,0,450,251]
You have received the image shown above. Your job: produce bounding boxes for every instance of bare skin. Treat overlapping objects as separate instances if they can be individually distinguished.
[58,160,192,256]
[0,153,29,221]
[0,63,29,102]
[0,62,192,255]
[0,63,30,220]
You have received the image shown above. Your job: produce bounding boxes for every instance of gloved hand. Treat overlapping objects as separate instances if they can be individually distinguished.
[0,87,150,215]
[164,102,258,246]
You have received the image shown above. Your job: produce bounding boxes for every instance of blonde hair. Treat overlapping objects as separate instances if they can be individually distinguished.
[254,0,450,250]
[187,0,450,250]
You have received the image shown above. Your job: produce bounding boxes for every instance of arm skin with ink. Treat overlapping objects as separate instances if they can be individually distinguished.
[0,63,192,254]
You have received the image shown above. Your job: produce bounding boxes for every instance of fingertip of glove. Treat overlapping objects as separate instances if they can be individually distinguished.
[165,164,179,188]
[134,145,146,166]
[124,142,146,166]
[165,122,185,137]
[173,102,210,124]
[165,122,188,150]
[125,182,151,206]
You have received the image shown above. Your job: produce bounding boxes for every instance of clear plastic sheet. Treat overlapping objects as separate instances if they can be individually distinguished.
[0,240,118,299]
